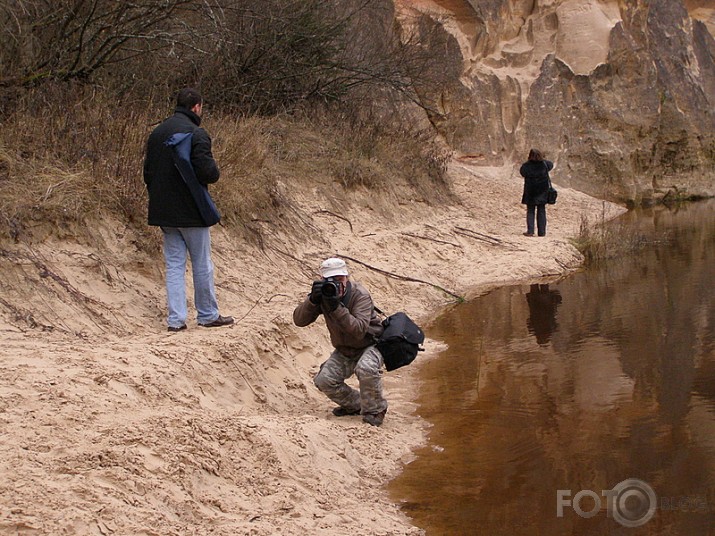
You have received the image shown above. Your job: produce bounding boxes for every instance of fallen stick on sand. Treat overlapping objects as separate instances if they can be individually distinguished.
[337,254,463,301]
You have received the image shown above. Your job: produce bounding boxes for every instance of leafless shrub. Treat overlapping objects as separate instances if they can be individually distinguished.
[195,0,436,114]
[0,0,203,87]
[0,1,451,116]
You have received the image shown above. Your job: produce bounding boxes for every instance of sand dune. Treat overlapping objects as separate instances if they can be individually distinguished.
[0,160,623,535]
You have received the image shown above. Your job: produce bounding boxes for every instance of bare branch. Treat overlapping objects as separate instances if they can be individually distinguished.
[337,254,463,301]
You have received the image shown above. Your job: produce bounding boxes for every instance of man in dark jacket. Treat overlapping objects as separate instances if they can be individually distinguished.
[293,258,388,426]
[143,88,233,332]
[520,148,554,237]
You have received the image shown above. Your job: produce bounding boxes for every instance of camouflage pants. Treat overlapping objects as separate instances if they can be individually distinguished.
[314,345,387,415]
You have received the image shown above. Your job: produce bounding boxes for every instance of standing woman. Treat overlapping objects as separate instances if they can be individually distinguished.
[520,149,554,237]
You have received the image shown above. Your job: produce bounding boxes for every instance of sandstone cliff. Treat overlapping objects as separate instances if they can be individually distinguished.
[396,0,715,204]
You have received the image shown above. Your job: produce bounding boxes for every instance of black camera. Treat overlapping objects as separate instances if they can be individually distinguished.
[321,278,341,298]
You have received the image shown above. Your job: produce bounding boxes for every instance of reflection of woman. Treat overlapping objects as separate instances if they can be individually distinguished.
[520,149,554,237]
[526,284,562,345]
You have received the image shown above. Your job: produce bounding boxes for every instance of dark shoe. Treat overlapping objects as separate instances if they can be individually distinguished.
[332,407,361,417]
[523,232,534,237]
[200,315,234,328]
[168,324,187,332]
[363,409,387,427]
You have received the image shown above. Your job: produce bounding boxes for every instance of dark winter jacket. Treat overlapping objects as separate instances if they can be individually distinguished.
[293,281,384,358]
[520,160,553,206]
[143,107,220,227]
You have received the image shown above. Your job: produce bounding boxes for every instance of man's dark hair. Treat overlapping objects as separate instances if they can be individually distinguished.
[528,149,544,162]
[177,88,202,109]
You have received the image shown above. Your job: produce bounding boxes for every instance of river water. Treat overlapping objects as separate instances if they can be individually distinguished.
[390,200,715,535]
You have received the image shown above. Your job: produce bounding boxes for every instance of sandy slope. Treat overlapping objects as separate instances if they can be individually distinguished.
[0,161,623,535]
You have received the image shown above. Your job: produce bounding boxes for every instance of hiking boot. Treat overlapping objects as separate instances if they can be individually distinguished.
[523,232,534,237]
[200,315,234,328]
[168,324,187,332]
[362,409,387,427]
[332,406,361,417]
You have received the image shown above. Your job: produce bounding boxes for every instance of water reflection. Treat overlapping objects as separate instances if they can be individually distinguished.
[525,284,562,345]
[390,200,715,535]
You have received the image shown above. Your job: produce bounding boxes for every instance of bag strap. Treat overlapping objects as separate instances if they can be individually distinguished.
[372,305,386,344]
[341,281,353,307]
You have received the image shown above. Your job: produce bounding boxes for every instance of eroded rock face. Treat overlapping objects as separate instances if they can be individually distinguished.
[396,0,715,203]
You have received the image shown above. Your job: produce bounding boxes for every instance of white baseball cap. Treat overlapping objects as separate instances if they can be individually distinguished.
[319,257,349,278]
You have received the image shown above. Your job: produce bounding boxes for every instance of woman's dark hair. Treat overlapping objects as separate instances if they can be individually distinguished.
[176,88,202,109]
[528,149,544,162]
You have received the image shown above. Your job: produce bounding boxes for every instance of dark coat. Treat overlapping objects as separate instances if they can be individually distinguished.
[520,160,553,206]
[143,107,220,227]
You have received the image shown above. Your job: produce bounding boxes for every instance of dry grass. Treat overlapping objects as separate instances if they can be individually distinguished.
[0,85,154,246]
[292,106,453,203]
[571,214,649,264]
[0,86,453,248]
[0,152,85,233]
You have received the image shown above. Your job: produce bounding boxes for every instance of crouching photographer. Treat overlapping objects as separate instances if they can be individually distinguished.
[293,257,388,426]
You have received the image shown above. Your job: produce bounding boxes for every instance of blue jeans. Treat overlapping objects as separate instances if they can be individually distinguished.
[526,204,547,236]
[162,227,219,328]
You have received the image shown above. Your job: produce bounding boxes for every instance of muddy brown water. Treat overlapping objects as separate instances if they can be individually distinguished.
[390,200,715,535]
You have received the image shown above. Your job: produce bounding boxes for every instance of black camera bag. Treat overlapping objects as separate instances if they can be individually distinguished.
[375,310,425,371]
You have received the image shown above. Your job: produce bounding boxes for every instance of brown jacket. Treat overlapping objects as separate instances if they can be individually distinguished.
[293,281,384,358]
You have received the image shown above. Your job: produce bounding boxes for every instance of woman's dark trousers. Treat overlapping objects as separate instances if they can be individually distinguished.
[526,204,547,236]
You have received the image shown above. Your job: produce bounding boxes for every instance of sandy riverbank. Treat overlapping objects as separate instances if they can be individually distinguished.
[0,160,624,535]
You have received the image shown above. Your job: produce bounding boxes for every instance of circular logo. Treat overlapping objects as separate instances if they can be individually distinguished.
[611,478,657,527]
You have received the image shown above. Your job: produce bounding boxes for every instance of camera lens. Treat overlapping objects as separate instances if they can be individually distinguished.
[322,281,338,297]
